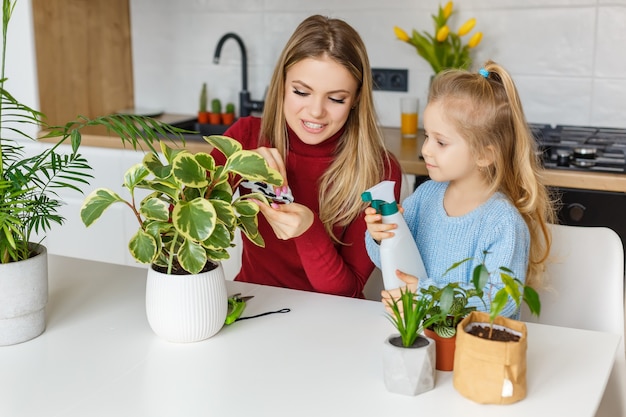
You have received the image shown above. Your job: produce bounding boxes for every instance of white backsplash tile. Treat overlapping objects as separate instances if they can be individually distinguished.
[130,0,626,129]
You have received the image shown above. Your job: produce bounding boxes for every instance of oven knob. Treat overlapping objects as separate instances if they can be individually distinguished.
[567,203,586,222]
[556,150,571,167]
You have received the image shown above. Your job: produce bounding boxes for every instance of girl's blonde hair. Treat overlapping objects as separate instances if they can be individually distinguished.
[260,15,394,242]
[429,60,556,288]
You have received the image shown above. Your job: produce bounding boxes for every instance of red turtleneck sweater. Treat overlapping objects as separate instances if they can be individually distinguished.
[216,116,402,298]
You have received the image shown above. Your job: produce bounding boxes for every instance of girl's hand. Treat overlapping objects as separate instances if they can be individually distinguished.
[381,270,419,315]
[253,146,289,195]
[364,206,397,242]
[254,200,314,240]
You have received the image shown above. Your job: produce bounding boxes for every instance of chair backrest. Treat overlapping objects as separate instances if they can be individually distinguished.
[522,224,624,335]
[522,224,625,417]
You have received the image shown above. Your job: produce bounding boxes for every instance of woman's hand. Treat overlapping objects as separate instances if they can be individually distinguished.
[253,146,290,195]
[381,270,419,314]
[364,206,398,242]
[254,200,314,240]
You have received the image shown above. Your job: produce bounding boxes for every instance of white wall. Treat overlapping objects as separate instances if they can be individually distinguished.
[7,0,626,130]
[129,0,626,129]
[3,0,38,139]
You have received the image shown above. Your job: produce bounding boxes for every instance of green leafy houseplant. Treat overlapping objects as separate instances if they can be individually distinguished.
[421,282,478,338]
[393,1,483,74]
[450,251,541,339]
[386,286,443,348]
[80,135,283,275]
[0,0,185,264]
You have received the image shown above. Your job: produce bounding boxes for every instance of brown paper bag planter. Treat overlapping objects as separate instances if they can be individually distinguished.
[453,311,528,404]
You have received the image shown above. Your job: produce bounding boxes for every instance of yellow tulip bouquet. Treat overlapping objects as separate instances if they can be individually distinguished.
[394,2,483,74]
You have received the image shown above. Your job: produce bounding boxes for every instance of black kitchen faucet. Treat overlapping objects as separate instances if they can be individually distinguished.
[213,33,264,118]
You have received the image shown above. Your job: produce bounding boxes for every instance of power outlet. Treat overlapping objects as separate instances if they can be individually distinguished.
[372,68,408,92]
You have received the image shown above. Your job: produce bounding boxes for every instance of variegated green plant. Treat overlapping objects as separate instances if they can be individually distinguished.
[420,282,478,338]
[80,135,283,275]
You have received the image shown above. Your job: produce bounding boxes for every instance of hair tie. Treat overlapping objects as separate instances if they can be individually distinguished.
[478,68,489,78]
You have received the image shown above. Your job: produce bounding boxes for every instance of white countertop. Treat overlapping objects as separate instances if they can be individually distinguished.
[0,255,619,417]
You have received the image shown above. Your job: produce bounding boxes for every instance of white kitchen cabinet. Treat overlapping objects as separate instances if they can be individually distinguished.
[22,140,149,267]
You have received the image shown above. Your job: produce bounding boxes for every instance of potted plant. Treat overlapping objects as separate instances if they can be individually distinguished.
[382,286,442,396]
[451,251,541,404]
[0,0,185,346]
[222,102,235,125]
[393,2,484,74]
[198,82,210,124]
[420,281,478,371]
[209,98,222,125]
[80,135,283,342]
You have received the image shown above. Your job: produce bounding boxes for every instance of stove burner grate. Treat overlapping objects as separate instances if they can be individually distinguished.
[530,124,626,173]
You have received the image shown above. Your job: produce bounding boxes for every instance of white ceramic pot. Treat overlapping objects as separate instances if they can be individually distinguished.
[145,262,228,343]
[0,244,48,346]
[382,333,436,396]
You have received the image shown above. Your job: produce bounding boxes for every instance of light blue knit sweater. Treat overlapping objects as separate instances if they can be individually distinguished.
[365,180,530,318]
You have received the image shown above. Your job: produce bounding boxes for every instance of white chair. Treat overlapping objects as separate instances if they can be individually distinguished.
[522,224,625,417]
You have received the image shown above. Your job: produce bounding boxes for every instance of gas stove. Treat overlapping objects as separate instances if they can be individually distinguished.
[529,124,626,173]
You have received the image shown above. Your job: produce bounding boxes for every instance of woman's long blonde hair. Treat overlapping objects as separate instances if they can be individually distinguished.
[260,15,394,242]
[429,61,556,288]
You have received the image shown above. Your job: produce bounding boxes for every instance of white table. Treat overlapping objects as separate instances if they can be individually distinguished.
[0,255,619,417]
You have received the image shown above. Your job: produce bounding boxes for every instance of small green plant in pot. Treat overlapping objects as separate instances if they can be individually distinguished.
[209,98,222,125]
[420,281,478,371]
[382,286,443,396]
[421,282,478,338]
[386,287,441,348]
[453,251,541,340]
[452,251,542,404]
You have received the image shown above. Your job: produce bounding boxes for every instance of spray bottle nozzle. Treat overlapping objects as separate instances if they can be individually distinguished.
[361,180,399,215]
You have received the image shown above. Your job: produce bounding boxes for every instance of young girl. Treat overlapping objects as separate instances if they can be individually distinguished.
[214,15,402,298]
[365,61,555,317]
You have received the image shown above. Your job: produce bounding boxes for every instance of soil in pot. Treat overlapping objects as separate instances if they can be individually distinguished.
[388,335,430,348]
[151,260,218,275]
[467,324,521,342]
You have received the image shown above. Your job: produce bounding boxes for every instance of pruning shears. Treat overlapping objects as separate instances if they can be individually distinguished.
[225,293,254,325]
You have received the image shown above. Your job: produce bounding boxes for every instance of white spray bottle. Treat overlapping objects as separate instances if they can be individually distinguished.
[362,180,428,290]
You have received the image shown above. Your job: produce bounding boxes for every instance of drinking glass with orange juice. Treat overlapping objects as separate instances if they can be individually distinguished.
[400,97,419,138]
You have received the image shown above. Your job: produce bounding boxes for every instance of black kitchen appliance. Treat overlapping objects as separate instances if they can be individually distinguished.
[529,124,626,265]
[529,124,626,173]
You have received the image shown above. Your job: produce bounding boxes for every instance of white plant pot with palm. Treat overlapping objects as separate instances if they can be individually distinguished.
[81,135,283,342]
[0,0,188,346]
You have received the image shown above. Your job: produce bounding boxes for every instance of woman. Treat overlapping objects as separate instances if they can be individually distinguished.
[215,15,402,297]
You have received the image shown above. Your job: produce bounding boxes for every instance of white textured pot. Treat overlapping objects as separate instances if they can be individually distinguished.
[145,262,228,343]
[382,334,436,396]
[0,244,48,346]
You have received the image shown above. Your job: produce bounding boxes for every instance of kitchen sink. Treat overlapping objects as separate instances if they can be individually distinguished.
[167,117,234,137]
